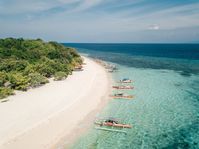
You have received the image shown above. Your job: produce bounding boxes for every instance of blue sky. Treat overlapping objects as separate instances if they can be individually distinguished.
[0,0,199,43]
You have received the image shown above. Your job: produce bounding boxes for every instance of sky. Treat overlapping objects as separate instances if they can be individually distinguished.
[0,0,199,43]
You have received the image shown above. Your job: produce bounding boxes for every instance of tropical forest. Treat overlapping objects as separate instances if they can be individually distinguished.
[0,38,82,99]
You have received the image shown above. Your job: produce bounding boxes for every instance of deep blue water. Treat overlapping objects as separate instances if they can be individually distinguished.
[62,43,199,149]
[64,43,199,60]
[63,43,199,76]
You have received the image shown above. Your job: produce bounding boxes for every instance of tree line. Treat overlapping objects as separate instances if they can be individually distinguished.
[0,38,83,99]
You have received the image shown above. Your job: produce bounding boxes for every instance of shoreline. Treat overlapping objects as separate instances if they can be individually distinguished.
[52,72,112,149]
[52,58,113,149]
[0,56,112,149]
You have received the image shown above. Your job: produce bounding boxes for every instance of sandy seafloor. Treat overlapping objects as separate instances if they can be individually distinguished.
[72,63,199,149]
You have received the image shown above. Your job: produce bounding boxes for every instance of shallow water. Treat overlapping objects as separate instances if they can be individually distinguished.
[62,44,199,149]
[71,65,199,149]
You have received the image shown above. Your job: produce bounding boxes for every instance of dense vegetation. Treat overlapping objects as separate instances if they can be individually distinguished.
[0,38,83,99]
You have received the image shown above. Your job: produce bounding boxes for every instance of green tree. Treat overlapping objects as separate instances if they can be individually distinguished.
[0,87,14,99]
[54,71,67,81]
[0,71,7,87]
[0,37,82,98]
[29,72,49,88]
[8,73,30,91]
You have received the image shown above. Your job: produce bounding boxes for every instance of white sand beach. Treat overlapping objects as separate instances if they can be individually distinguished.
[0,57,111,149]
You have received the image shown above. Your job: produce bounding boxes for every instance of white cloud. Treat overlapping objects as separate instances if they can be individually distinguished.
[57,0,80,4]
[0,1,57,15]
[0,0,199,42]
[0,0,103,15]
[69,0,102,13]
[148,24,160,30]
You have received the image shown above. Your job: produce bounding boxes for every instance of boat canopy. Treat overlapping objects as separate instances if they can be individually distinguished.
[115,93,124,96]
[122,78,130,81]
[105,117,119,124]
[105,119,118,124]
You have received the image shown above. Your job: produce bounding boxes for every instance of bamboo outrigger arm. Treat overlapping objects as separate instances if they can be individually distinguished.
[95,127,127,134]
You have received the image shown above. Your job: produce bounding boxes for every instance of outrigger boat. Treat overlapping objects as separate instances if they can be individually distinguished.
[118,78,132,83]
[74,65,83,71]
[112,85,134,90]
[94,118,132,133]
[106,64,118,73]
[108,69,114,73]
[105,64,117,70]
[110,93,134,99]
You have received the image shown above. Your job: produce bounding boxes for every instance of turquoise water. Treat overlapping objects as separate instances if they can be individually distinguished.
[62,44,199,149]
[71,65,199,149]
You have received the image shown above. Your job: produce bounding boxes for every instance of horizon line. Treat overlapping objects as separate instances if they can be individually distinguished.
[61,42,199,44]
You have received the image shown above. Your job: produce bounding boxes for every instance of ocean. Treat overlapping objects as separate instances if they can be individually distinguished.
[63,43,199,149]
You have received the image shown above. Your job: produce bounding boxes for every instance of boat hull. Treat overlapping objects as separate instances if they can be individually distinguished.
[95,122,132,128]
[118,80,132,83]
[110,95,134,99]
[112,86,134,90]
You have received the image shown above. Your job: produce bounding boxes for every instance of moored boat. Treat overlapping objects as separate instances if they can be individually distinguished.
[95,118,132,129]
[110,93,134,99]
[74,65,83,71]
[108,69,114,73]
[118,78,132,83]
[112,85,134,90]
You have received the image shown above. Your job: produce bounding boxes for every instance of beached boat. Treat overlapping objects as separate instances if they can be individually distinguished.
[95,118,132,129]
[110,93,134,99]
[118,78,132,83]
[108,69,114,73]
[105,64,118,73]
[112,85,134,90]
[74,65,83,71]
[94,59,118,73]
[105,64,117,70]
